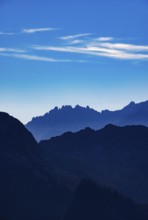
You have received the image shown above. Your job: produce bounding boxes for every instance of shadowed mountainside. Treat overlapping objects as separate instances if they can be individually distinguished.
[26,100,148,141]
[0,112,148,219]
[0,112,70,220]
[39,124,148,203]
[63,179,148,220]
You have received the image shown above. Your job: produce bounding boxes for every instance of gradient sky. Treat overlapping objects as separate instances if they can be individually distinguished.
[0,0,148,123]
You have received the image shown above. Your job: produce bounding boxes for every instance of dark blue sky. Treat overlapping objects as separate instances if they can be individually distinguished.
[0,0,148,123]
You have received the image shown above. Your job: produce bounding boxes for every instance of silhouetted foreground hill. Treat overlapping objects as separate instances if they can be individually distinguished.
[63,179,148,220]
[0,112,70,220]
[26,100,148,141]
[1,112,148,220]
[40,124,148,203]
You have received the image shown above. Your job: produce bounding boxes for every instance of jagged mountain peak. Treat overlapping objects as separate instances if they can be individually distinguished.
[103,123,118,129]
[127,101,136,106]
[122,101,136,111]
[26,100,148,141]
[31,105,97,121]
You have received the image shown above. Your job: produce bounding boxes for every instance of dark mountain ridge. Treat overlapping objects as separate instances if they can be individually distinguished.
[0,112,70,220]
[1,112,148,219]
[39,124,148,203]
[26,100,148,141]
[63,179,148,220]
[0,112,39,156]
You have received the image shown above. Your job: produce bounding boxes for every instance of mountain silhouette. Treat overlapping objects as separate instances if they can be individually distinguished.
[0,112,70,220]
[0,112,39,156]
[26,100,148,141]
[63,179,148,220]
[39,124,148,203]
[1,112,148,219]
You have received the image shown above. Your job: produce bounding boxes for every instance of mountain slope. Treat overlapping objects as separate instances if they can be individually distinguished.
[1,112,148,219]
[26,100,148,141]
[63,179,148,220]
[0,112,70,220]
[39,124,148,203]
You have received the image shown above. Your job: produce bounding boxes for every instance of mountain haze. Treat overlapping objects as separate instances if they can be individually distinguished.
[26,100,148,141]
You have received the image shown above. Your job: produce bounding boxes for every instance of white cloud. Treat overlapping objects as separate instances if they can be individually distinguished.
[33,44,148,60]
[99,42,148,51]
[96,37,114,41]
[34,35,148,61]
[68,39,84,45]
[22,27,58,34]
[1,30,148,62]
[0,53,69,62]
[59,33,91,40]
[0,32,15,35]
[0,52,86,63]
[0,47,26,53]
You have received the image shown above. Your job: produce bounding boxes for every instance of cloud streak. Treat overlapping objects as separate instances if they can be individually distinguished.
[0,47,26,53]
[0,52,86,63]
[0,53,70,62]
[1,30,148,62]
[59,33,91,40]
[22,27,58,34]
[96,37,114,41]
[68,39,84,45]
[0,32,15,35]
[98,43,148,51]
[33,41,148,60]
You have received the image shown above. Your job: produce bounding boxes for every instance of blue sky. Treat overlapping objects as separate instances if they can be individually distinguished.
[0,0,148,123]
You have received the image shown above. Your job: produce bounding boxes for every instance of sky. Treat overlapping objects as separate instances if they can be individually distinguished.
[0,0,148,123]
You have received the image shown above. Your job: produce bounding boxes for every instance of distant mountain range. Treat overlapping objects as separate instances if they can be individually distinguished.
[26,100,148,141]
[1,112,148,219]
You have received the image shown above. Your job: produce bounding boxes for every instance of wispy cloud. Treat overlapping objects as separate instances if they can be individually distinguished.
[68,39,84,45]
[0,52,86,63]
[59,33,91,40]
[0,47,26,53]
[33,42,148,60]
[96,37,114,41]
[1,29,148,62]
[0,32,15,35]
[98,42,148,51]
[22,27,58,34]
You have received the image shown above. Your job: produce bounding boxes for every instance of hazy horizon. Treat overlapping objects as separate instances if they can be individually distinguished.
[1,0,148,123]
[1,99,147,124]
